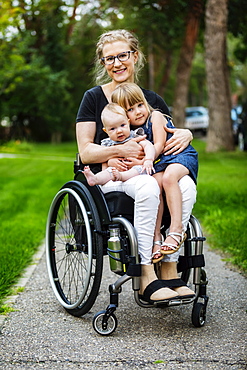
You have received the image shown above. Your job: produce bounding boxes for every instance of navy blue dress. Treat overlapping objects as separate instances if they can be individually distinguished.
[141,116,198,184]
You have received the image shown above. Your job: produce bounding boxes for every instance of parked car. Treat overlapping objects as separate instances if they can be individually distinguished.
[184,106,209,135]
[231,105,247,151]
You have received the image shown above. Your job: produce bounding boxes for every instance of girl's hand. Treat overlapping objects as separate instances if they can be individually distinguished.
[142,159,155,175]
[163,127,193,155]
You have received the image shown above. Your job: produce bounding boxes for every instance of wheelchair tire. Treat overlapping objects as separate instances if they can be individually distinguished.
[46,181,103,316]
[191,302,206,327]
[93,310,118,336]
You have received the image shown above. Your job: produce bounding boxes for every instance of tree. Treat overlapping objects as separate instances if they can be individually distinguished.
[204,0,234,151]
[0,0,88,142]
[172,0,204,128]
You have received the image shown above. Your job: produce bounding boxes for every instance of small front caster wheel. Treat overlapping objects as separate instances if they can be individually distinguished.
[93,310,118,336]
[192,302,206,327]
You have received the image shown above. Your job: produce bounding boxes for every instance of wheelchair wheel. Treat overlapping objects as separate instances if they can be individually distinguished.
[93,310,118,336]
[46,181,103,317]
[191,302,206,327]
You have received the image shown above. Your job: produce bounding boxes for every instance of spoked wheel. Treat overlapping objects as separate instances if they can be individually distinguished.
[93,310,118,336]
[46,181,103,316]
[192,302,206,327]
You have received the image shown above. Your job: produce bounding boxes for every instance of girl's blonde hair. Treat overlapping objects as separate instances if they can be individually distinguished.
[111,83,153,114]
[94,29,145,85]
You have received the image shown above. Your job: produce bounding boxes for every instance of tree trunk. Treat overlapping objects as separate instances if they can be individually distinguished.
[147,34,155,91]
[205,0,234,151]
[157,51,172,99]
[172,0,203,128]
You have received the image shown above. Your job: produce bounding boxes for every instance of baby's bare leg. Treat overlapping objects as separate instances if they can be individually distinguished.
[112,167,140,182]
[83,166,113,186]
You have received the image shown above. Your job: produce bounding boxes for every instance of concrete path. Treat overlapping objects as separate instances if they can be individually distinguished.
[0,242,246,369]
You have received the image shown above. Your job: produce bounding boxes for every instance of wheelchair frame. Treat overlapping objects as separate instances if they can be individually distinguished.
[46,166,208,335]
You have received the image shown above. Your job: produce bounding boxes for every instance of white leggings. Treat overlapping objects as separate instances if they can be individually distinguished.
[101,174,196,265]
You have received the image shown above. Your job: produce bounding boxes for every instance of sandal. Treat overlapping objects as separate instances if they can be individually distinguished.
[160,232,187,255]
[161,279,195,299]
[151,241,164,264]
[138,280,179,304]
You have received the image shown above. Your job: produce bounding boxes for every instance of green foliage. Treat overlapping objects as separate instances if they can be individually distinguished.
[228,0,247,63]
[0,1,75,142]
[0,0,247,143]
[0,305,16,315]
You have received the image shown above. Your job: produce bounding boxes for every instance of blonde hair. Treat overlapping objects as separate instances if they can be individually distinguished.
[101,102,128,128]
[111,83,153,114]
[94,29,145,85]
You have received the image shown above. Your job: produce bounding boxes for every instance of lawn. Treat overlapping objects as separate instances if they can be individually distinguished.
[0,141,77,304]
[0,139,246,307]
[193,140,247,272]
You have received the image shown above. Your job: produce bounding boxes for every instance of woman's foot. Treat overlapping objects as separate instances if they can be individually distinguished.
[139,265,178,303]
[160,262,195,298]
[160,232,186,255]
[173,285,195,298]
[83,166,97,186]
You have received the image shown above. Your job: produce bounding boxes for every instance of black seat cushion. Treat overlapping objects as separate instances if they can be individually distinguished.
[104,192,134,223]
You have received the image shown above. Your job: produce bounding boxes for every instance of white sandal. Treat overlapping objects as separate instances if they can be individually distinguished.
[151,241,164,263]
[160,232,187,255]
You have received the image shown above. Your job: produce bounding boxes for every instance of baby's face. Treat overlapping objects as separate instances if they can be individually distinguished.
[104,112,130,142]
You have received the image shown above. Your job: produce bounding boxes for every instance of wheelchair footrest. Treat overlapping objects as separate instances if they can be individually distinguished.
[177,254,205,273]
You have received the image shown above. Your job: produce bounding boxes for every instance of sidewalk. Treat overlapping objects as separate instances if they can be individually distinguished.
[0,241,246,369]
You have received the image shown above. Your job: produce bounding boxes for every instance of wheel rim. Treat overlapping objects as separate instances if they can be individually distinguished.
[93,312,117,335]
[199,307,206,326]
[46,188,93,309]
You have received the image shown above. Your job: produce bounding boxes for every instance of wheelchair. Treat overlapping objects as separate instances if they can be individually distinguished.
[46,156,208,336]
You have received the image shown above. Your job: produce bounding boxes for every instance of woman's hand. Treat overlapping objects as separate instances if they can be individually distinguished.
[119,136,146,159]
[108,158,129,171]
[163,127,193,155]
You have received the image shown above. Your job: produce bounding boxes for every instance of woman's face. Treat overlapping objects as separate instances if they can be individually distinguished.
[102,41,138,85]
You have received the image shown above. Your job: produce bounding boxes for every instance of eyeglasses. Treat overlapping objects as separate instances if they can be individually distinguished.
[101,51,135,65]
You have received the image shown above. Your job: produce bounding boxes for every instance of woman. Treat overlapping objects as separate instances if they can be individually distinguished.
[76,29,196,303]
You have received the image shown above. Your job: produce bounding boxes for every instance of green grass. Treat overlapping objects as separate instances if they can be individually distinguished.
[0,141,77,303]
[193,140,247,272]
[0,139,246,306]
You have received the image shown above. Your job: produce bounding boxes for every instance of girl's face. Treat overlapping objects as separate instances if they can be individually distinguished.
[126,102,149,127]
[102,41,138,85]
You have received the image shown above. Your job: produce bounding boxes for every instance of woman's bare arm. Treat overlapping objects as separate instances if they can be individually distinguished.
[76,121,145,164]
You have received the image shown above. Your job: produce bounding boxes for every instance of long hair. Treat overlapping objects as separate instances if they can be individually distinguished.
[94,30,145,85]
